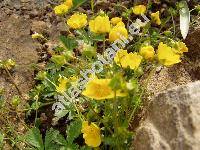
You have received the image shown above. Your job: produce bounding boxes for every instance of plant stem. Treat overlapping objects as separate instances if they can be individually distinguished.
[45,77,84,121]
[128,66,156,123]
[91,0,94,13]
[103,40,106,53]
[4,67,24,100]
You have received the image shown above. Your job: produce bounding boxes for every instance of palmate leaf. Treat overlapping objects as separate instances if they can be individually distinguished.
[59,35,78,51]
[179,1,190,39]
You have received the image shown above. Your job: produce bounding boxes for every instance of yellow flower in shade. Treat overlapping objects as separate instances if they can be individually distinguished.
[109,25,128,42]
[89,15,111,34]
[174,41,188,54]
[64,0,73,8]
[111,17,122,25]
[157,42,181,66]
[114,50,142,70]
[151,11,161,25]
[114,49,128,65]
[31,33,44,39]
[54,4,69,15]
[82,78,126,100]
[67,13,87,29]
[56,76,68,94]
[132,5,146,15]
[81,121,101,147]
[140,46,155,60]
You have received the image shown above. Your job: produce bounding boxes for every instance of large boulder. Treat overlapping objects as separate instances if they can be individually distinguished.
[133,81,200,150]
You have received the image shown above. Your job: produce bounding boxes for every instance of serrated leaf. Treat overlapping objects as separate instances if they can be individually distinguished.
[44,128,59,150]
[66,119,82,143]
[180,1,190,39]
[59,36,78,51]
[25,127,44,150]
[45,128,66,150]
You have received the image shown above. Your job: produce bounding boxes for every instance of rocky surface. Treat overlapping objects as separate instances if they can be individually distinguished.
[133,81,200,150]
[0,1,63,149]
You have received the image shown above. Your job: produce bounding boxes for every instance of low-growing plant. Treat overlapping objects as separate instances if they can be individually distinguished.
[24,0,198,149]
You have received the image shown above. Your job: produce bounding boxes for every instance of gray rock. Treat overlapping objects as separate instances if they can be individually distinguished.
[133,81,200,150]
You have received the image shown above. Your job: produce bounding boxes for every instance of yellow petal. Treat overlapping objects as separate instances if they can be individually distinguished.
[67,13,87,29]
[151,11,161,25]
[132,5,146,15]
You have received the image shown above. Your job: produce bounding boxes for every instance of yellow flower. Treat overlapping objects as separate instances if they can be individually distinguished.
[122,52,142,70]
[115,21,125,27]
[81,121,101,147]
[157,42,181,66]
[4,59,16,70]
[174,41,188,54]
[109,25,128,42]
[89,15,111,34]
[82,78,126,100]
[31,33,44,39]
[151,11,161,25]
[114,50,142,70]
[140,46,155,60]
[111,17,122,25]
[56,76,68,94]
[114,49,128,65]
[64,0,73,8]
[132,5,146,15]
[67,13,87,29]
[54,4,69,15]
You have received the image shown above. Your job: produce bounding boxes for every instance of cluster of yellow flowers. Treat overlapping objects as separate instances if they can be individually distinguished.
[54,0,73,15]
[157,42,188,66]
[114,50,142,70]
[54,4,162,44]
[52,3,189,148]
[132,5,161,25]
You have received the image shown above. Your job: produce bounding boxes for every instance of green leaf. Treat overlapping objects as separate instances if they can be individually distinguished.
[109,75,122,90]
[66,119,82,143]
[59,36,78,51]
[91,34,105,42]
[72,0,87,10]
[80,146,92,150]
[25,127,44,150]
[60,143,79,150]
[51,55,67,66]
[45,128,66,150]
[0,132,4,148]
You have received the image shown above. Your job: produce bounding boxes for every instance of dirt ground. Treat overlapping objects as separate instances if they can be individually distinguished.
[0,0,62,149]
